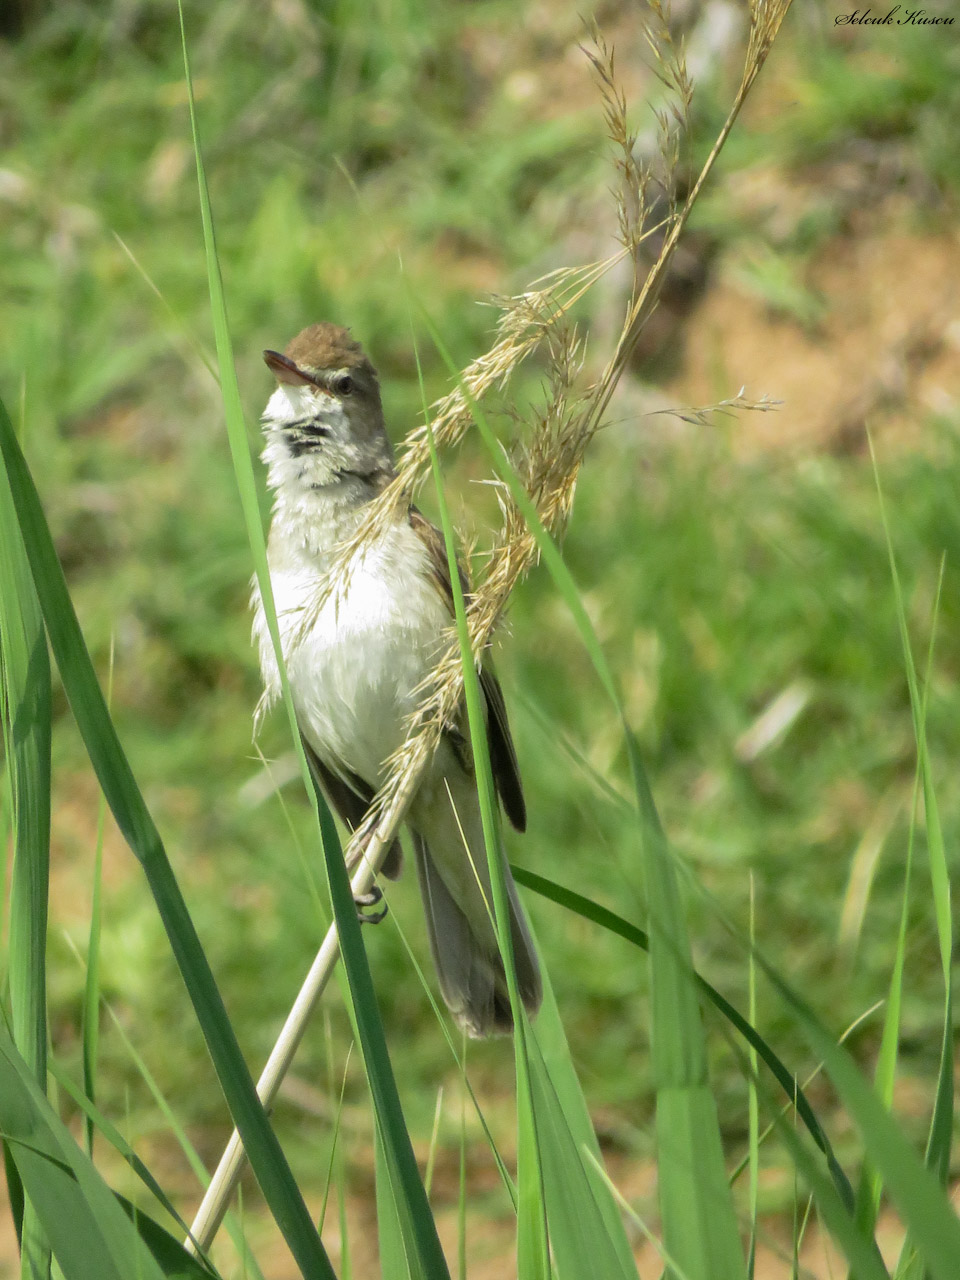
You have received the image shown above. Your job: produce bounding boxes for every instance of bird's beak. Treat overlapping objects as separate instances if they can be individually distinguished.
[263,350,317,387]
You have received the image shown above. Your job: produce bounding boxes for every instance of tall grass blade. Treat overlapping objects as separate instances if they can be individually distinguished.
[0,1023,167,1280]
[854,741,921,1243]
[510,866,852,1206]
[525,1025,638,1280]
[755,955,960,1280]
[419,307,744,1278]
[389,911,517,1205]
[530,971,638,1277]
[419,395,548,1280]
[179,10,448,1268]
[630,725,746,1280]
[0,393,336,1277]
[747,878,759,1280]
[94,987,266,1280]
[458,1083,467,1280]
[312,777,453,1279]
[49,1061,198,1249]
[872,454,955,1278]
[0,426,52,1280]
[758,1074,890,1280]
[81,641,112,1158]
[373,1124,413,1280]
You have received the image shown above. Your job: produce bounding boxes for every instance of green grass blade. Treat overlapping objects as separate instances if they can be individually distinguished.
[854,751,920,1243]
[311,778,452,1280]
[872,461,955,1280]
[113,1195,219,1279]
[0,423,52,1280]
[756,955,960,1280]
[94,990,265,1280]
[424,1087,444,1201]
[318,1038,352,1240]
[388,907,518,1207]
[524,1025,638,1280]
[510,865,853,1207]
[178,11,448,1270]
[417,307,744,1278]
[0,395,335,1277]
[413,336,549,1279]
[81,639,112,1159]
[48,1062,198,1250]
[746,879,759,1280]
[629,721,745,1280]
[872,450,954,1191]
[721,1034,887,1279]
[528,969,637,1278]
[373,1123,413,1280]
[458,1083,467,1280]
[0,1022,167,1280]
[333,927,451,1280]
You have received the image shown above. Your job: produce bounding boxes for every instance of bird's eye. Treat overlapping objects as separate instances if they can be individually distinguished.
[332,374,354,396]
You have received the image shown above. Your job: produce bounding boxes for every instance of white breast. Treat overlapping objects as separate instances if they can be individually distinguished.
[253,522,450,788]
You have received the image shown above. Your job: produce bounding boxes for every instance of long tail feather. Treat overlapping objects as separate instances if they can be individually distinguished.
[414,834,541,1036]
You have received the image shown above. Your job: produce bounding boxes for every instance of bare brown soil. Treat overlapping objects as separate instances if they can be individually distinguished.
[669,211,960,458]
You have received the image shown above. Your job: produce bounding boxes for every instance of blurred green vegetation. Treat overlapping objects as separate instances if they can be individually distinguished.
[2,0,958,1220]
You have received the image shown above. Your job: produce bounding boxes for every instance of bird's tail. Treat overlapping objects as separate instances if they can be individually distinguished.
[413,830,542,1037]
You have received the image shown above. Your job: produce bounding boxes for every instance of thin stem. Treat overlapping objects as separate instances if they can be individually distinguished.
[185,763,425,1253]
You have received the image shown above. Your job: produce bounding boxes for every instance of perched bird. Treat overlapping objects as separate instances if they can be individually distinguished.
[251,323,542,1036]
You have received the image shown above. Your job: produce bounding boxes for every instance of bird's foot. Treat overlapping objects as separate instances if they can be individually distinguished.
[354,882,388,925]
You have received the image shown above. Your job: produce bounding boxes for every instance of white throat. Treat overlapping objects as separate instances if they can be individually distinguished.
[260,383,387,560]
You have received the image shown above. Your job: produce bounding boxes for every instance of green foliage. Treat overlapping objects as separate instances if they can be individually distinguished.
[1,1,959,1276]
[0,391,336,1276]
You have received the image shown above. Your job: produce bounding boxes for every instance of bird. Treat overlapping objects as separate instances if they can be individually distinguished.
[251,322,542,1036]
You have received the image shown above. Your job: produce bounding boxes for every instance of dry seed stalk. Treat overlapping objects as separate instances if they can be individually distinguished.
[190,0,793,1252]
[363,0,793,921]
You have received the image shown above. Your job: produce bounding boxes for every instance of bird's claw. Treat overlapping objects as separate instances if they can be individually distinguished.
[355,882,388,925]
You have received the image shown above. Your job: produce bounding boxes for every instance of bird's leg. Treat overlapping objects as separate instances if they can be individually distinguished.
[354,881,388,925]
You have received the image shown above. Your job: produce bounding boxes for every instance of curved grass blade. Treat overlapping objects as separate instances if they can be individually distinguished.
[414,339,549,1280]
[49,1062,197,1251]
[82,641,112,1158]
[0,432,52,1279]
[761,1086,890,1280]
[93,988,265,1280]
[754,953,960,1280]
[872,454,955,1277]
[0,1023,167,1280]
[511,865,853,1207]
[177,9,450,1268]
[0,396,335,1279]
[529,959,637,1278]
[114,1195,220,1280]
[418,305,744,1279]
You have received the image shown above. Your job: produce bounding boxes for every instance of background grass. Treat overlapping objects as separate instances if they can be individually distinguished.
[1,0,958,1273]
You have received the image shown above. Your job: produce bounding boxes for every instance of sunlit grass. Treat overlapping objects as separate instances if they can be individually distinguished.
[1,0,960,1276]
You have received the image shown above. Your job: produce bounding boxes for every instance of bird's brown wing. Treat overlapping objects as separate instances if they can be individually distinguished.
[299,732,403,879]
[409,507,527,832]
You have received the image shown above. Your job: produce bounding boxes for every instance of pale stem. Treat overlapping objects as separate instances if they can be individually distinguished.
[184,763,424,1256]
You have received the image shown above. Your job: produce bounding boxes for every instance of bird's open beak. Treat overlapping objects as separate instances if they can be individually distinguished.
[263,350,318,388]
